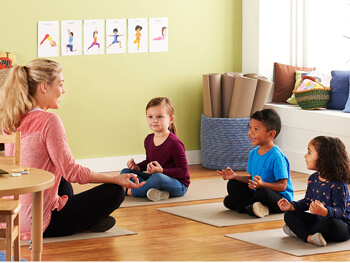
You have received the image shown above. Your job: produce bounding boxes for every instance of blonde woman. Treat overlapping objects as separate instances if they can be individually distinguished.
[0,58,144,239]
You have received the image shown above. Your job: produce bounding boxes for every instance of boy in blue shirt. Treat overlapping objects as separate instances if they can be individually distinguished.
[218,109,294,218]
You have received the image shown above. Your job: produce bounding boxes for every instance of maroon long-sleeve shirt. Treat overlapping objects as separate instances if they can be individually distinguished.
[137,132,191,187]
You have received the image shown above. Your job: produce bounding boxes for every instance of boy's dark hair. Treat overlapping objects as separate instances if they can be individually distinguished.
[135,25,142,31]
[312,136,350,183]
[70,32,74,37]
[113,28,118,33]
[251,109,281,138]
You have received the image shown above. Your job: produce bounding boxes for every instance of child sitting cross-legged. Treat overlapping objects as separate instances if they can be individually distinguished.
[218,109,294,218]
[278,136,350,247]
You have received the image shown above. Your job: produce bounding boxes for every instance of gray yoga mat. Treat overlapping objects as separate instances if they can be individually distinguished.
[158,194,305,227]
[225,228,350,256]
[20,227,136,246]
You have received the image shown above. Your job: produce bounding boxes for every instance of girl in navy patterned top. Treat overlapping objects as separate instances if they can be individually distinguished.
[278,136,350,247]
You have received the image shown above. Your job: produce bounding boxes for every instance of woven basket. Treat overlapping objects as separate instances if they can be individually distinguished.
[293,77,331,110]
[200,114,256,170]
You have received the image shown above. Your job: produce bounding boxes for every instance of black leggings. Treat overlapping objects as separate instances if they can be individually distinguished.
[225,179,283,213]
[284,210,350,243]
[44,177,125,237]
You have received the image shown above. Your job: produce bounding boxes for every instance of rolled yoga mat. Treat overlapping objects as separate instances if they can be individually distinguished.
[202,73,222,118]
[228,76,258,118]
[250,76,273,115]
[221,72,243,118]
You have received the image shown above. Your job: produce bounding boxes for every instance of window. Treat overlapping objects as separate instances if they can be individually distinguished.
[305,0,350,74]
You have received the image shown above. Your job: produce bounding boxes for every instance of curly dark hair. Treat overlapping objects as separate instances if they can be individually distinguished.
[312,136,350,183]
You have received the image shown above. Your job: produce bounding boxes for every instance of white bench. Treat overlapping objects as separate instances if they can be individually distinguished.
[264,102,350,173]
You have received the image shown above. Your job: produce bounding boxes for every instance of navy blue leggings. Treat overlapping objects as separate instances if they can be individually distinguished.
[44,177,125,237]
[284,210,350,243]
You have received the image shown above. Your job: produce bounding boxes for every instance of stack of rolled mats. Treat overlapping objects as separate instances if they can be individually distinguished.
[202,72,273,118]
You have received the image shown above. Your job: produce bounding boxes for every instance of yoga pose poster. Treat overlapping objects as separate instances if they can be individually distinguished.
[128,18,148,53]
[38,21,59,57]
[106,19,126,54]
[61,20,82,56]
[84,19,105,55]
[149,17,168,53]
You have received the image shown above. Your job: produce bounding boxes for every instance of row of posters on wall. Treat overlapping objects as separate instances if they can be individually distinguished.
[38,18,168,57]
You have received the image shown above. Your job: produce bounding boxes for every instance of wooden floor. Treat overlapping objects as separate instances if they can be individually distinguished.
[18,165,350,261]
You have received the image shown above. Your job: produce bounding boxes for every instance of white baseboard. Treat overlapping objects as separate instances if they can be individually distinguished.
[76,150,202,173]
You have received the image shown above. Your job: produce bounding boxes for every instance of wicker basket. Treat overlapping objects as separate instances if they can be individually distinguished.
[293,77,331,110]
[200,114,256,170]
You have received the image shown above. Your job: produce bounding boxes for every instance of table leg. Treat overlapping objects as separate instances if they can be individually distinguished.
[31,191,43,261]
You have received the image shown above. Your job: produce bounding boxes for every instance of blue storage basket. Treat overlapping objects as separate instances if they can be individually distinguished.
[200,114,256,170]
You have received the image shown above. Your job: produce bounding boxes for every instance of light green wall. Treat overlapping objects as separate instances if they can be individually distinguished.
[1,0,242,159]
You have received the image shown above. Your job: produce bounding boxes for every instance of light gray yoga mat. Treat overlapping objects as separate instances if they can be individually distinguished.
[20,227,136,246]
[158,194,305,227]
[225,228,350,256]
[121,178,227,207]
[121,178,306,207]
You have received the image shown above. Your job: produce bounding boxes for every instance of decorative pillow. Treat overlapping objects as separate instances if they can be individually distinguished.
[326,70,350,110]
[273,62,315,102]
[286,70,309,105]
[342,82,350,113]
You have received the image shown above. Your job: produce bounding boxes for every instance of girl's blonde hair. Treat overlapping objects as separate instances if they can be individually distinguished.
[146,97,177,136]
[0,59,62,133]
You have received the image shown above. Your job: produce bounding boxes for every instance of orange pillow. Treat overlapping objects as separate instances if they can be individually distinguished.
[272,62,315,102]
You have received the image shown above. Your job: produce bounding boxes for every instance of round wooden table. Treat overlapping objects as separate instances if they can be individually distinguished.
[0,164,55,261]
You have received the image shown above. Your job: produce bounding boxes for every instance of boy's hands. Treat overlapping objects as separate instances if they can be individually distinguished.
[248,175,264,189]
[146,161,163,174]
[217,167,237,180]
[277,198,294,211]
[127,158,141,171]
[310,200,328,217]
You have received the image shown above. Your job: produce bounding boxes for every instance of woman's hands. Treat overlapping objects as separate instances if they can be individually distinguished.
[114,173,146,189]
[127,158,141,171]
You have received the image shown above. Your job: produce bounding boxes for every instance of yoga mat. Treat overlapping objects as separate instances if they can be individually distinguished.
[225,228,350,256]
[20,227,136,246]
[202,74,213,117]
[250,76,273,115]
[121,178,306,207]
[221,72,243,118]
[203,73,222,118]
[158,194,304,227]
[228,76,258,118]
[121,178,227,207]
[243,73,266,79]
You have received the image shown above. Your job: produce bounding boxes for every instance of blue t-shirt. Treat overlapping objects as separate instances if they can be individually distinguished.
[247,145,294,201]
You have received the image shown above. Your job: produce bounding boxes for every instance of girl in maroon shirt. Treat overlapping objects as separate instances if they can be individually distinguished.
[121,97,191,201]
